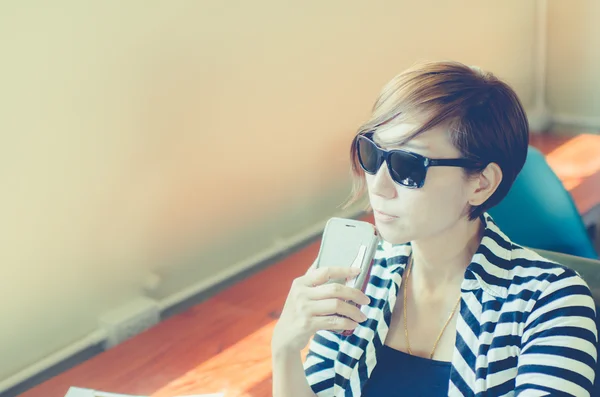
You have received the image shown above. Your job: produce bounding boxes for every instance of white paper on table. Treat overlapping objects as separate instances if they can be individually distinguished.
[65,386,224,397]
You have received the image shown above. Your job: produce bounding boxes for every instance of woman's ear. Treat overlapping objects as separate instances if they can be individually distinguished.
[468,163,503,206]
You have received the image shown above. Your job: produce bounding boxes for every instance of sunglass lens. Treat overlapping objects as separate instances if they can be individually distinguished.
[357,137,380,174]
[388,151,426,188]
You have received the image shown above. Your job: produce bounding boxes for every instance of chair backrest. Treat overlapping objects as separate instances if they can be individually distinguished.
[488,146,598,259]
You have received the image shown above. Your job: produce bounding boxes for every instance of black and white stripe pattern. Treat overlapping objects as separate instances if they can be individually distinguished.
[304,213,597,396]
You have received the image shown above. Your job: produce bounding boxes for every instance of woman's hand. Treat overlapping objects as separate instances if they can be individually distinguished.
[272,265,371,355]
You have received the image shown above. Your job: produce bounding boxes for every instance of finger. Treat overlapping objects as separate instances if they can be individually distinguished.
[311,315,359,332]
[307,299,368,324]
[303,265,361,287]
[308,283,371,306]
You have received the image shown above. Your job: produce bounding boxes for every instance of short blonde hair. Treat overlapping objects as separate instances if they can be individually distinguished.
[345,61,529,220]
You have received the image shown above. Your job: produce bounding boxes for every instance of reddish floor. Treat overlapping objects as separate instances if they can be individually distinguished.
[530,134,600,214]
[22,133,600,397]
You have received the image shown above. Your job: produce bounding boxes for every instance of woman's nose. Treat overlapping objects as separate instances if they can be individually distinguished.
[370,162,397,199]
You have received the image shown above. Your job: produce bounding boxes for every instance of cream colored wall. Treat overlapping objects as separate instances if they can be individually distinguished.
[0,0,536,385]
[547,0,600,125]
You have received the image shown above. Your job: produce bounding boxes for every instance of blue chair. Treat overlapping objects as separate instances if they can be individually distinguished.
[488,146,598,259]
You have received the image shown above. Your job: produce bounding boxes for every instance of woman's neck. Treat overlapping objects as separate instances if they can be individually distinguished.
[409,217,484,294]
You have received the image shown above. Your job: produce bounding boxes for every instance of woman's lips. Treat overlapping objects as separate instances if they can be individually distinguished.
[374,209,398,222]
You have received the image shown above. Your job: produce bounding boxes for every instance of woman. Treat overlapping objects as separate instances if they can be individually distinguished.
[271,61,597,396]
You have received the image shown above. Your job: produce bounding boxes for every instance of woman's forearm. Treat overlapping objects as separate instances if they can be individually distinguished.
[272,348,317,397]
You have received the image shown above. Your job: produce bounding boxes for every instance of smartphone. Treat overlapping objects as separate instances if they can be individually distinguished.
[315,217,379,335]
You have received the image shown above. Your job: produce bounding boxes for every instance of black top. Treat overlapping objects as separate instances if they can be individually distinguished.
[361,345,452,396]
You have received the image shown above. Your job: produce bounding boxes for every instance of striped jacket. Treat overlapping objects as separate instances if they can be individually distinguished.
[304,214,598,396]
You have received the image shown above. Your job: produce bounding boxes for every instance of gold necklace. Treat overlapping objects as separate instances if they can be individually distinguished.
[403,255,462,360]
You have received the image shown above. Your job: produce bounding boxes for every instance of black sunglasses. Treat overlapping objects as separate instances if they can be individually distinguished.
[356,132,485,188]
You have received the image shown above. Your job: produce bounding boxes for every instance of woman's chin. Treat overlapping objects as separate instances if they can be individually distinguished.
[375,220,411,245]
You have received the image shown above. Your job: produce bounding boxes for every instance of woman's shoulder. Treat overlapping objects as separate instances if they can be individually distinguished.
[506,244,595,304]
[481,214,594,303]
[509,244,580,275]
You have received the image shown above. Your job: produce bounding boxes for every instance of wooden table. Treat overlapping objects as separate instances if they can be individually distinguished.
[21,133,600,397]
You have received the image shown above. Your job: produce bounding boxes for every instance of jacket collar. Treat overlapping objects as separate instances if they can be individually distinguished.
[463,213,513,299]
